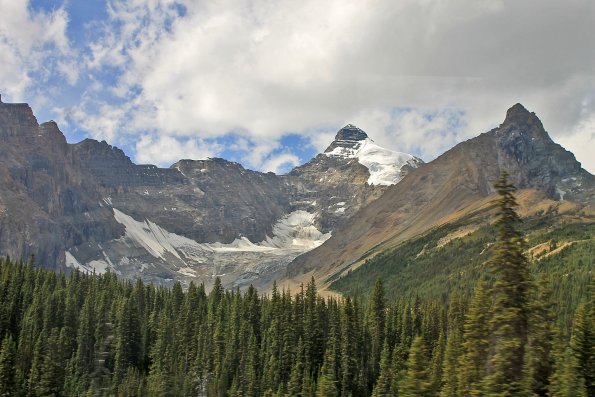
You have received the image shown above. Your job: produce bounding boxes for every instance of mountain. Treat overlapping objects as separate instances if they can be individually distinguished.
[2,98,591,294]
[284,104,594,291]
[0,97,421,289]
[0,101,122,267]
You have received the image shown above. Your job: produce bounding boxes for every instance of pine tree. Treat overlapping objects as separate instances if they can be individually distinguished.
[430,330,445,395]
[339,296,359,396]
[548,346,587,397]
[367,279,386,386]
[371,338,392,397]
[483,172,532,397]
[316,342,338,397]
[0,335,16,397]
[458,279,490,396]
[526,275,555,396]
[33,327,67,396]
[399,335,432,397]
[570,303,594,397]
[286,338,305,397]
[440,296,464,397]
[113,296,141,385]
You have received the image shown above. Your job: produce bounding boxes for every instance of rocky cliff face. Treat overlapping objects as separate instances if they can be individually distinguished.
[0,99,421,289]
[286,125,423,232]
[65,125,421,289]
[0,101,122,267]
[285,104,594,288]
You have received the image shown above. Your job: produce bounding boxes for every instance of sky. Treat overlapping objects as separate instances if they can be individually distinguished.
[0,0,593,174]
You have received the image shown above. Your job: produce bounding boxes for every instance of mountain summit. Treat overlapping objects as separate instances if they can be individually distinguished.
[502,102,538,125]
[323,124,423,186]
[327,124,369,147]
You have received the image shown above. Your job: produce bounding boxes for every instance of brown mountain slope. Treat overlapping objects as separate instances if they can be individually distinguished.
[283,103,594,290]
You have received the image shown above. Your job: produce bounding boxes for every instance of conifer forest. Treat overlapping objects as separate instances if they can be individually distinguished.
[0,177,593,396]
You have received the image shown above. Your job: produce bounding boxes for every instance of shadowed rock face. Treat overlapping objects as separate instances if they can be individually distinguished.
[0,99,421,288]
[0,102,122,267]
[493,103,583,197]
[324,124,370,153]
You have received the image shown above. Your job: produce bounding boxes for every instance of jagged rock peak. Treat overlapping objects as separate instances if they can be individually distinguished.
[503,103,541,126]
[324,124,370,154]
[334,124,369,142]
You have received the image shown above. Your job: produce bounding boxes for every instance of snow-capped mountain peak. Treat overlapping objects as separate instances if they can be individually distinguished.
[323,125,423,186]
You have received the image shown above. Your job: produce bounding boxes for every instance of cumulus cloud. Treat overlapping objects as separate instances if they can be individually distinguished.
[135,134,221,166]
[0,1,74,100]
[557,112,595,172]
[261,153,301,174]
[2,0,594,173]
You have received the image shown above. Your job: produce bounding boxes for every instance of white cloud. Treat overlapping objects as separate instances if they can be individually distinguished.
[0,1,74,100]
[557,112,595,173]
[348,107,467,160]
[135,134,221,166]
[2,0,594,173]
[261,152,301,174]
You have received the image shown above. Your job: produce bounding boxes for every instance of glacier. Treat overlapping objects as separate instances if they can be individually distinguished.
[66,208,330,290]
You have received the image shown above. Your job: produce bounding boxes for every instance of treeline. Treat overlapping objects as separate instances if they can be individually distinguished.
[0,258,592,396]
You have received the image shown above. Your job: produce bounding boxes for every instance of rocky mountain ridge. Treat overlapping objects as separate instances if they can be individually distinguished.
[284,103,594,290]
[2,98,591,293]
[0,97,420,289]
[0,101,122,267]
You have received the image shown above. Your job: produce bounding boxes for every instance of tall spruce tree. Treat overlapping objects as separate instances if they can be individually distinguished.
[440,295,464,397]
[458,278,490,396]
[399,335,432,397]
[483,172,532,396]
[570,303,595,397]
[367,279,386,387]
[526,275,555,396]
[0,335,16,397]
[548,347,587,397]
[371,338,393,397]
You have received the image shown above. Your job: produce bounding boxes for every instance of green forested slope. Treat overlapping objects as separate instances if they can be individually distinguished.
[0,257,592,396]
[331,215,594,324]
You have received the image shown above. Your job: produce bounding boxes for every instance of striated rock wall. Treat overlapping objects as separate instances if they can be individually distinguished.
[0,102,122,267]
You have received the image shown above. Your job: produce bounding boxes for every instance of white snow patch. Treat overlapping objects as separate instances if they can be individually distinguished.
[556,187,566,201]
[113,208,329,256]
[85,208,331,283]
[210,236,275,253]
[325,138,420,185]
[88,260,109,275]
[66,252,110,275]
[65,251,89,272]
[261,210,330,250]
[178,266,198,277]
[113,208,211,262]
[335,207,346,214]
